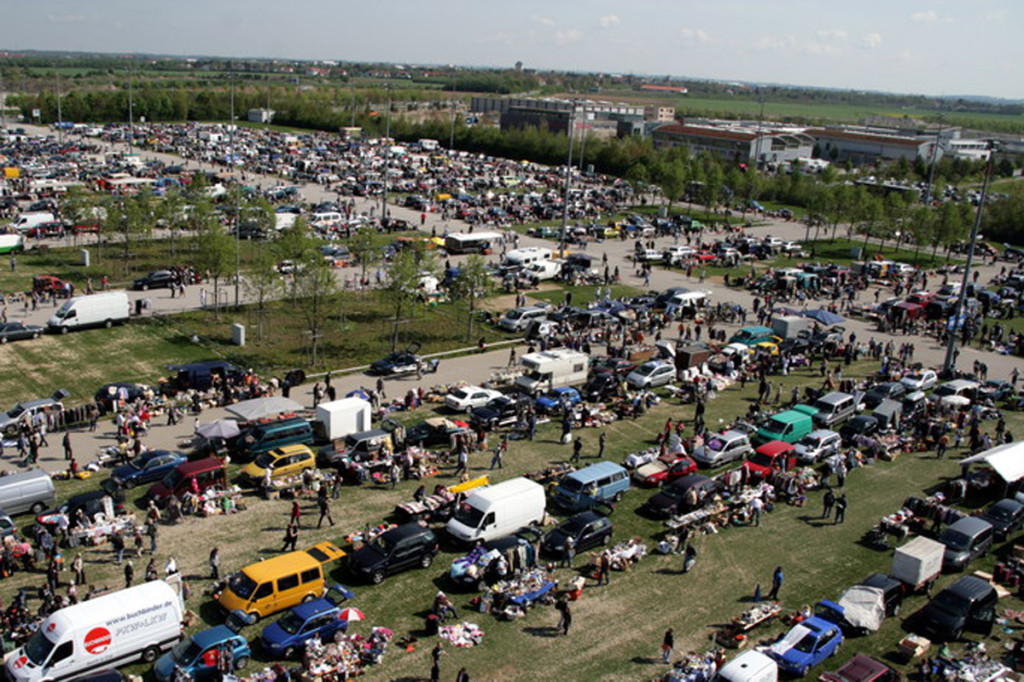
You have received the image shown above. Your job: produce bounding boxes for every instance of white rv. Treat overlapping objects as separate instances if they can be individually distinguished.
[515,348,590,395]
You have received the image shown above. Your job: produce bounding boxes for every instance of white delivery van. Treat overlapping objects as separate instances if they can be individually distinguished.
[315,397,372,442]
[5,577,184,682]
[515,349,590,395]
[11,212,56,234]
[523,259,563,283]
[446,477,546,544]
[48,292,131,334]
[0,234,25,254]
[714,651,778,682]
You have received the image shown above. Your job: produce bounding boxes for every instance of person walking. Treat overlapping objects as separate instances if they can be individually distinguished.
[209,547,220,580]
[822,487,836,519]
[111,530,126,565]
[316,496,334,528]
[598,431,607,459]
[598,551,611,586]
[556,596,572,636]
[63,432,73,461]
[290,500,302,528]
[489,437,506,470]
[834,494,848,525]
[661,628,675,664]
[767,566,783,601]
[570,437,583,465]
[146,520,158,554]
[124,560,135,588]
[282,522,299,552]
[429,642,444,682]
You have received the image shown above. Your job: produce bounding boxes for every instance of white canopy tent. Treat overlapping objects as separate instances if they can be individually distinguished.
[960,441,1024,483]
[225,397,305,422]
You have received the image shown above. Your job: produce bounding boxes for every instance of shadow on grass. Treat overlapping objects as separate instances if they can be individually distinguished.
[523,625,562,638]
[631,655,663,665]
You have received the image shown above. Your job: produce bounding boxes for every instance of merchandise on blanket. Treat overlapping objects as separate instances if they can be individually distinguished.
[606,538,648,570]
[623,448,660,469]
[664,648,724,682]
[344,523,398,545]
[71,514,138,546]
[439,622,485,647]
[934,642,1010,682]
[903,496,966,527]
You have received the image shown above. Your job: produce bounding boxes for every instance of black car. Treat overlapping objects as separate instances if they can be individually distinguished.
[404,418,470,449]
[541,511,613,560]
[975,498,1024,541]
[645,474,718,518]
[347,523,439,584]
[591,357,637,376]
[859,573,905,617]
[369,343,423,376]
[863,382,906,410]
[582,373,621,403]
[915,575,997,641]
[0,321,44,343]
[132,270,177,291]
[94,382,153,414]
[839,415,880,444]
[470,395,529,430]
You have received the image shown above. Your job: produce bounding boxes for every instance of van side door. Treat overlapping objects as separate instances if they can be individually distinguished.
[44,640,75,677]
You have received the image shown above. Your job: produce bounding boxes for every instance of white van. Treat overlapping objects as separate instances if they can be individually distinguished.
[446,477,546,544]
[11,212,56,234]
[0,469,56,515]
[523,260,563,283]
[5,577,184,682]
[715,651,778,682]
[48,292,131,334]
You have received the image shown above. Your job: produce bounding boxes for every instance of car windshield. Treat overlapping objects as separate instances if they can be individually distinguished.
[798,436,821,448]
[128,455,149,470]
[559,478,584,493]
[749,452,774,467]
[452,389,470,400]
[940,530,972,551]
[636,365,656,376]
[764,417,788,434]
[454,504,486,528]
[986,506,1014,522]
[160,469,183,489]
[369,535,395,554]
[662,485,686,501]
[933,385,957,397]
[6,404,25,419]
[793,632,820,653]
[706,438,726,452]
[276,611,306,635]
[253,451,275,468]
[23,629,56,666]
[932,590,971,615]
[170,638,202,664]
[227,571,257,599]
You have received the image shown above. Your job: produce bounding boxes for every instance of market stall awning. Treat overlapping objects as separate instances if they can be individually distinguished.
[960,441,1024,483]
[801,309,845,325]
[225,397,304,421]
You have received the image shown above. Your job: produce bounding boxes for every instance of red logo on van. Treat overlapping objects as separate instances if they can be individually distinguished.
[83,627,111,655]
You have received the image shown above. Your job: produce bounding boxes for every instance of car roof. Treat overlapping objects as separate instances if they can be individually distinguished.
[292,597,338,621]
[756,440,794,456]
[833,654,893,682]
[806,429,839,440]
[382,523,434,541]
[192,625,237,648]
[670,474,712,490]
[945,575,996,599]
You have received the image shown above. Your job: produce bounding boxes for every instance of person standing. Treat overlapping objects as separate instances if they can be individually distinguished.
[598,551,611,586]
[429,642,444,682]
[282,522,299,552]
[562,535,576,568]
[72,553,86,585]
[749,496,764,527]
[598,431,607,459]
[456,668,470,682]
[661,628,675,664]
[834,494,848,525]
[316,496,334,528]
[767,566,783,601]
[290,500,302,528]
[63,432,73,460]
[209,547,220,580]
[124,560,135,588]
[822,487,836,519]
[571,437,583,465]
[556,596,572,636]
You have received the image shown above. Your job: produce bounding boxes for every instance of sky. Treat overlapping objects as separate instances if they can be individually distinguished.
[2,0,1021,100]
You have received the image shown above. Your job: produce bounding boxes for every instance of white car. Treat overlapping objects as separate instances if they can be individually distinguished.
[793,429,842,463]
[626,361,677,389]
[900,369,938,392]
[444,386,503,412]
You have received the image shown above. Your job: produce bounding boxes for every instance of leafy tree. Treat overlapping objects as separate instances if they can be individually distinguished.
[291,255,338,366]
[349,228,385,280]
[243,242,282,342]
[193,221,234,316]
[378,249,425,351]
[451,254,492,341]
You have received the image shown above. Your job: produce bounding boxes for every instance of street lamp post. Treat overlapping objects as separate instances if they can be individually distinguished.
[559,108,576,257]
[942,142,996,376]
[230,65,241,309]
[380,86,391,227]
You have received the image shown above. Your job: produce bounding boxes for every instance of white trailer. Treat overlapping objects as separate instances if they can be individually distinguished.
[315,397,372,442]
[515,348,589,395]
[5,577,184,682]
[891,536,944,591]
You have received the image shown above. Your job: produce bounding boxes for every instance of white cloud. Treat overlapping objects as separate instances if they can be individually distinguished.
[815,29,848,41]
[555,29,583,46]
[531,15,555,27]
[752,34,797,51]
[680,27,711,43]
[598,15,620,28]
[861,32,882,48]
[805,42,842,56]
[911,10,952,23]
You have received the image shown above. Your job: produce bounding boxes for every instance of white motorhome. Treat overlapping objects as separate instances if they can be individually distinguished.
[47,292,131,334]
[503,247,552,269]
[446,477,546,544]
[515,349,589,395]
[315,397,372,442]
[444,231,502,255]
[5,577,184,682]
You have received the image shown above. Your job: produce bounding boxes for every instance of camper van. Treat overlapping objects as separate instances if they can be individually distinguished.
[444,231,502,255]
[47,292,130,333]
[5,577,184,682]
[446,477,546,544]
[515,349,590,395]
[503,247,552,271]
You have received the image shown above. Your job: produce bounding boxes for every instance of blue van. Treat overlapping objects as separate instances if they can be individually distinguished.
[552,461,630,512]
[729,326,776,346]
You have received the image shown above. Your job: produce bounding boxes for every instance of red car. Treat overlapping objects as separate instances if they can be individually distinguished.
[32,275,72,296]
[692,251,717,262]
[742,440,797,479]
[632,454,698,487]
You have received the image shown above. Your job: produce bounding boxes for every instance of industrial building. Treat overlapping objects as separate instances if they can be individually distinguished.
[651,122,814,166]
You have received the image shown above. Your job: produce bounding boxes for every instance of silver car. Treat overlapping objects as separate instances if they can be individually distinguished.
[692,430,754,468]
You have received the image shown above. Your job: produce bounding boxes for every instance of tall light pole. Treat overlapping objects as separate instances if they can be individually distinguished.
[56,75,63,145]
[127,69,134,156]
[0,68,6,130]
[230,64,241,309]
[448,81,456,149]
[942,142,996,376]
[380,86,391,226]
[559,106,576,257]
[924,114,946,205]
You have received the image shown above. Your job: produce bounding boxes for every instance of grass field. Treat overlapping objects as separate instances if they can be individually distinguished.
[4,359,1023,681]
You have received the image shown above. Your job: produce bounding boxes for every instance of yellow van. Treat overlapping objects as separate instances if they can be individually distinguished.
[219,542,346,619]
[240,444,316,485]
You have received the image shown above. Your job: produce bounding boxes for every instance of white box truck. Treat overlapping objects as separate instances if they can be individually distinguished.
[515,349,589,395]
[47,292,131,334]
[771,315,812,340]
[315,397,372,442]
[5,577,184,682]
[891,536,944,592]
[446,477,546,544]
[714,651,778,682]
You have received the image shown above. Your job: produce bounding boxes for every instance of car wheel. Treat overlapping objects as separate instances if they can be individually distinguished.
[60,326,69,334]
[141,646,160,663]
[283,646,296,659]
[235,656,249,670]
[0,336,6,344]
[104,319,113,328]
[123,480,135,490]
[613,492,623,502]
[302,593,316,603]
[951,627,963,641]
[601,533,611,546]
[31,501,46,514]
[371,570,385,585]
[247,611,260,623]
[141,284,149,291]
[891,602,901,617]
[420,553,434,569]
[31,332,39,339]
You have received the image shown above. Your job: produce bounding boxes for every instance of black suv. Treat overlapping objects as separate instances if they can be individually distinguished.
[132,270,177,291]
[541,511,613,560]
[470,395,529,430]
[347,523,439,584]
